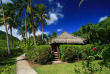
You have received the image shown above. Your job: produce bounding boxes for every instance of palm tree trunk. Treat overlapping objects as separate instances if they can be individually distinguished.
[1,0,10,55]
[25,11,28,47]
[77,55,79,60]
[29,30,30,46]
[30,0,36,46]
[42,24,43,41]
[10,25,13,48]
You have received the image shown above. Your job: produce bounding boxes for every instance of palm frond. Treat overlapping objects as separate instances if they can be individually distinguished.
[79,0,84,8]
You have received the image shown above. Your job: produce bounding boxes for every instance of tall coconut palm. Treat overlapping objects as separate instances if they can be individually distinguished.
[79,0,84,7]
[30,0,37,46]
[52,31,57,38]
[3,3,21,47]
[22,14,38,46]
[17,26,26,46]
[11,0,30,47]
[0,0,10,54]
[34,3,50,41]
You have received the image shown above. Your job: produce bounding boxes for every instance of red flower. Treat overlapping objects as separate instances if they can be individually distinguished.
[93,47,97,51]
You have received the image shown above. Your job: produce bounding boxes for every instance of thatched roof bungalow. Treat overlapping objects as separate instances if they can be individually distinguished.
[49,32,86,45]
[49,32,86,61]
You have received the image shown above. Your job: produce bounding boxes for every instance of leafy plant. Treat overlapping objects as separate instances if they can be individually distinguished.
[59,44,104,62]
[25,45,52,64]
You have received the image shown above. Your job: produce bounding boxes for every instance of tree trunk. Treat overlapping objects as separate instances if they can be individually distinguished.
[25,11,28,47]
[10,25,13,48]
[1,0,11,55]
[77,55,79,60]
[42,24,43,41]
[88,35,91,44]
[29,30,30,46]
[30,0,36,46]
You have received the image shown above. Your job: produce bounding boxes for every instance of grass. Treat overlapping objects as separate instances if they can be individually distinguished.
[34,60,110,74]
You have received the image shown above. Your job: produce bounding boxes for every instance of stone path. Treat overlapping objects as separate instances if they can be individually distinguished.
[16,55,37,74]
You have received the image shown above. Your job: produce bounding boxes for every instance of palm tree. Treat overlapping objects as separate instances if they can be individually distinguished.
[22,14,38,45]
[34,3,50,41]
[52,31,57,38]
[17,26,26,46]
[30,0,37,46]
[3,3,21,47]
[79,0,84,7]
[0,0,10,54]
[12,0,30,47]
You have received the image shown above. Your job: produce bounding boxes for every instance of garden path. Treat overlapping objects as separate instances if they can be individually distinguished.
[16,55,37,74]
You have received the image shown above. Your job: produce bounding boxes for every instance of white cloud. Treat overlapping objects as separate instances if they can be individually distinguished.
[2,0,12,4]
[46,6,64,25]
[46,12,58,25]
[29,29,49,37]
[57,13,64,19]
[98,16,107,22]
[44,31,50,35]
[46,1,64,25]
[56,3,63,8]
[0,25,49,40]
[57,29,63,32]
[48,0,53,4]
[0,25,22,40]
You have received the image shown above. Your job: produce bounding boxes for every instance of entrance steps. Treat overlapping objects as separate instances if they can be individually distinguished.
[52,52,63,64]
[52,61,63,64]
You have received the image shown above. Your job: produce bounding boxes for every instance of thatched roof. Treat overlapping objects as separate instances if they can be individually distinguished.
[49,32,86,45]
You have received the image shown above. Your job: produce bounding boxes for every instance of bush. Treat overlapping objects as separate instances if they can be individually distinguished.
[60,45,75,62]
[25,45,52,64]
[101,45,110,68]
[0,47,24,60]
[0,40,7,47]
[59,44,104,62]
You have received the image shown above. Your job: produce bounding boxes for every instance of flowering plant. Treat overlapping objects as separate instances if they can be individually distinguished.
[93,47,97,51]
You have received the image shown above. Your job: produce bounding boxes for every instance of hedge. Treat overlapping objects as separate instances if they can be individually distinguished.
[101,44,110,68]
[0,40,7,47]
[25,45,52,64]
[59,44,104,62]
[0,47,24,61]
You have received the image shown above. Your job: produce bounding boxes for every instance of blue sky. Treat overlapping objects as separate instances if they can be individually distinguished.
[35,0,110,35]
[0,0,110,40]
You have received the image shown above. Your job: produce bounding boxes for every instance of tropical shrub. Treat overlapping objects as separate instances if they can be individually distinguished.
[59,44,104,62]
[10,48,24,56]
[60,45,75,62]
[101,45,110,68]
[25,45,52,64]
[0,47,24,60]
[0,40,7,47]
[0,64,16,74]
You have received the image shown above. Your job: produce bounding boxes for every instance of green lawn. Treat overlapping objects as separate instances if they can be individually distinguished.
[34,60,110,74]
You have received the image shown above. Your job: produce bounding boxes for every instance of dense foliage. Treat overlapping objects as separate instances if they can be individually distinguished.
[73,16,110,44]
[25,45,52,64]
[59,45,104,62]
[0,30,20,47]
[0,47,24,61]
[101,44,110,68]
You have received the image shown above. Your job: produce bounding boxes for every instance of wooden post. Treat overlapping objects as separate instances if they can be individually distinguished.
[50,46,52,54]
[57,45,60,61]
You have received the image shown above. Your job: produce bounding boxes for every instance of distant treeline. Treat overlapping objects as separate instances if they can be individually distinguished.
[73,16,110,44]
[0,30,19,41]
